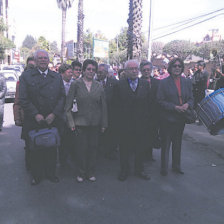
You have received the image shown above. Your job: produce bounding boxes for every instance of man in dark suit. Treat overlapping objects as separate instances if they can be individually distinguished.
[192,60,209,109]
[96,64,118,159]
[58,63,74,167]
[115,60,152,181]
[19,49,65,185]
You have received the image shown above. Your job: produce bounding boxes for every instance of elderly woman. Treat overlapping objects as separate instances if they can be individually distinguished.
[66,59,107,182]
[157,58,193,176]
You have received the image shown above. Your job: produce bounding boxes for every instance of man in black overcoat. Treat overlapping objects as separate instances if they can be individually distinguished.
[19,49,65,185]
[96,64,118,159]
[115,60,152,181]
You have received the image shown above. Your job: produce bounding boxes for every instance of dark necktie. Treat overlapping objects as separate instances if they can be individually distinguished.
[42,72,47,78]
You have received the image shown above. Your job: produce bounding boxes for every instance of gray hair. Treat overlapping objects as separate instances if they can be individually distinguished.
[34,49,49,60]
[124,59,139,69]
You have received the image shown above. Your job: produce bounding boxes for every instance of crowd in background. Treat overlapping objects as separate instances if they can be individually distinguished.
[1,48,223,186]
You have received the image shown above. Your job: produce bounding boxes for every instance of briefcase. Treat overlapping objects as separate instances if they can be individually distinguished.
[28,127,60,150]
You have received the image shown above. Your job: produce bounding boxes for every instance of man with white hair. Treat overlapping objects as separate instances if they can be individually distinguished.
[115,59,152,181]
[19,49,65,185]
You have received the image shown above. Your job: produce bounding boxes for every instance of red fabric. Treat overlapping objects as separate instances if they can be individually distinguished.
[174,76,182,105]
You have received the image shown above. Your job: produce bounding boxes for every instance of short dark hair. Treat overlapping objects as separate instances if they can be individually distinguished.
[26,56,34,65]
[167,58,184,75]
[82,59,98,72]
[58,63,72,74]
[140,60,153,72]
[98,63,109,72]
[197,60,206,68]
[71,60,82,69]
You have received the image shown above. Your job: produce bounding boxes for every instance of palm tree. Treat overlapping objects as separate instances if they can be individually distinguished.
[77,0,84,61]
[127,0,143,60]
[57,0,74,60]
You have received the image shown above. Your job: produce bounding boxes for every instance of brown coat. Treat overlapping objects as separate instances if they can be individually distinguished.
[13,81,24,126]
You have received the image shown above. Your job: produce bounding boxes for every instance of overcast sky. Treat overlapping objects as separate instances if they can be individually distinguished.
[9,0,224,48]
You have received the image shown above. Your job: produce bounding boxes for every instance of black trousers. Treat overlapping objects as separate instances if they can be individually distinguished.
[30,146,57,180]
[75,126,99,177]
[119,131,147,174]
[99,125,117,157]
[59,126,75,165]
[160,121,185,173]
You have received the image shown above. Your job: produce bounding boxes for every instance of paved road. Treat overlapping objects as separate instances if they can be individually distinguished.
[0,103,224,224]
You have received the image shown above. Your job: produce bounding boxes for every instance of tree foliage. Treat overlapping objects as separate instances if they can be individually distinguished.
[0,18,15,60]
[163,40,194,60]
[22,35,36,49]
[194,40,224,60]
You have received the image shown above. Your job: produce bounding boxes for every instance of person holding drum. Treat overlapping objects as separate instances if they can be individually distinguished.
[157,58,194,176]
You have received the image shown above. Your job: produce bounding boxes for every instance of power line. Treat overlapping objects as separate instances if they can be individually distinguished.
[154,8,224,31]
[152,13,224,41]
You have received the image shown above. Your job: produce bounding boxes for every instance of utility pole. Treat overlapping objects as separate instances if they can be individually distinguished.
[147,0,153,61]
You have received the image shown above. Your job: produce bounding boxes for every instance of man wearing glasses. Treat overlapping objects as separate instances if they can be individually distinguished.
[114,59,152,181]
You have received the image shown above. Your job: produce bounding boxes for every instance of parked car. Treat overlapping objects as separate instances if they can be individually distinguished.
[2,64,24,76]
[0,70,18,99]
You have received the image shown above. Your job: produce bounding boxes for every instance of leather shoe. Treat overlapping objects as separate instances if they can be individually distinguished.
[118,172,128,181]
[48,176,59,183]
[160,170,168,176]
[31,178,40,185]
[172,169,184,174]
[136,171,151,180]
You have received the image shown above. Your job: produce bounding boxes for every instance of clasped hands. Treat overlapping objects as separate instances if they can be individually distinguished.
[35,113,55,125]
[175,103,189,113]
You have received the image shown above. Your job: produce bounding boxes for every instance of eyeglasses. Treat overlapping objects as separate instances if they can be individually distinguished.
[126,67,139,71]
[172,64,182,68]
[37,57,48,60]
[86,68,96,72]
[73,68,81,72]
[142,68,152,72]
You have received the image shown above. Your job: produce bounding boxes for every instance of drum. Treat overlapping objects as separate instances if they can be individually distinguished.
[196,88,224,135]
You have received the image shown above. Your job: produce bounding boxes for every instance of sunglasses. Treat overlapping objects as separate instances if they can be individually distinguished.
[172,64,182,68]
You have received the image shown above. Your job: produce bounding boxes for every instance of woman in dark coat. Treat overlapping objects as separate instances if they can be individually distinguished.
[157,58,194,176]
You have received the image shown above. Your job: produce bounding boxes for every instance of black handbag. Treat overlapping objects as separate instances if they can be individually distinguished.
[28,126,60,150]
[184,108,197,124]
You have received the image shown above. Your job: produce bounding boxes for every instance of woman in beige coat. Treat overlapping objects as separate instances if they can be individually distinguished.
[66,59,107,182]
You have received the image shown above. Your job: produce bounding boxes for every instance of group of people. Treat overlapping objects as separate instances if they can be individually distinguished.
[13,49,211,186]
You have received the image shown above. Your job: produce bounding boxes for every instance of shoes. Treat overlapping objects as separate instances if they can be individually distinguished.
[76,176,84,183]
[31,178,40,186]
[172,168,184,175]
[160,170,168,176]
[136,171,151,180]
[118,172,128,181]
[88,176,96,182]
[48,176,59,183]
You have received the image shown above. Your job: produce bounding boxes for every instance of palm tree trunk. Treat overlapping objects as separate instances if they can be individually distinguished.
[61,8,66,60]
[127,0,143,60]
[77,0,84,61]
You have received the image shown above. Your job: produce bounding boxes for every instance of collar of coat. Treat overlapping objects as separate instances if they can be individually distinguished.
[30,68,57,78]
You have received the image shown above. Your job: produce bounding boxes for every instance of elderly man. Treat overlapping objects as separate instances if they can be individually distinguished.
[96,64,118,159]
[115,59,152,181]
[19,49,65,185]
[0,74,7,131]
